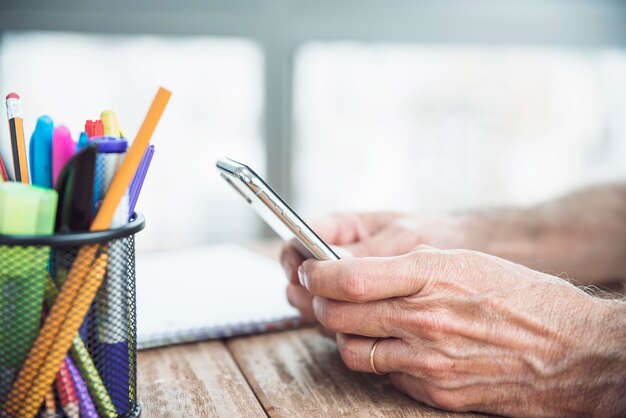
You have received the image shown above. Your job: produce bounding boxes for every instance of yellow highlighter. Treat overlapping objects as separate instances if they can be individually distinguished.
[101,110,125,138]
[0,183,57,406]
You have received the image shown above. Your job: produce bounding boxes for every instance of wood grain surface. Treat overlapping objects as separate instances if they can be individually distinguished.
[138,341,266,417]
[228,328,483,418]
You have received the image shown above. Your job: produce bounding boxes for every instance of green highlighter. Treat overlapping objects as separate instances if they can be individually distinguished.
[0,183,57,405]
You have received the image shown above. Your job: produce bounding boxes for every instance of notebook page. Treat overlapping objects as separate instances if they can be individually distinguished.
[135,244,301,349]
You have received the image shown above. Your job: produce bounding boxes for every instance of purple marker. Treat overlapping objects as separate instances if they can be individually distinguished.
[128,144,155,219]
[66,357,99,418]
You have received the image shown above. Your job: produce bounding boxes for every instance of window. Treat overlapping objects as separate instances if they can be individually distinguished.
[0,31,264,252]
[293,43,626,217]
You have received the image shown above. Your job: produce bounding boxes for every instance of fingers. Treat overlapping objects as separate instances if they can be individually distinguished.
[280,212,401,273]
[300,251,444,303]
[286,283,315,320]
[389,373,468,413]
[313,212,400,247]
[336,334,411,374]
[280,242,305,284]
[313,296,401,337]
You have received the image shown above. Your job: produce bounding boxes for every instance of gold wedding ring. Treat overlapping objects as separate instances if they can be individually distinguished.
[369,338,386,375]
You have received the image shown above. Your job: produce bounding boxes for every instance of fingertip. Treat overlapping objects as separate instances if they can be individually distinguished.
[280,244,305,284]
[300,258,316,289]
[296,264,304,287]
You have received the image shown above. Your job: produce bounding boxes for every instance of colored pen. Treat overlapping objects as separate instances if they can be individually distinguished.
[66,355,99,418]
[128,144,154,219]
[76,131,90,152]
[92,136,128,221]
[29,115,55,188]
[55,357,80,418]
[3,87,171,417]
[55,145,96,232]
[5,92,29,183]
[53,145,97,350]
[85,120,103,139]
[52,125,75,187]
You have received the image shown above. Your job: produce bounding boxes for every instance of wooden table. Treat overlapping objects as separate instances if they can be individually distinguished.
[136,242,484,417]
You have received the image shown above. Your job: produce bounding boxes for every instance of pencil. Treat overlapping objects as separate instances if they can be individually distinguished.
[0,151,9,181]
[7,251,108,417]
[43,273,116,417]
[3,244,99,416]
[5,92,29,183]
[5,87,171,417]
[55,358,80,418]
[91,87,171,231]
[43,388,56,418]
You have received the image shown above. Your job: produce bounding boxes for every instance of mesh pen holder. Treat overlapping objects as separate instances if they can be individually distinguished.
[0,213,145,418]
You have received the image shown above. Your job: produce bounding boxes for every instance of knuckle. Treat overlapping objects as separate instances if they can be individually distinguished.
[403,311,448,341]
[427,389,466,412]
[338,339,362,371]
[315,300,342,331]
[341,270,369,301]
[409,248,478,289]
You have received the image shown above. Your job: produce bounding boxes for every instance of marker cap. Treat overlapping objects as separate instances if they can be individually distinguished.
[91,136,128,154]
[85,120,103,139]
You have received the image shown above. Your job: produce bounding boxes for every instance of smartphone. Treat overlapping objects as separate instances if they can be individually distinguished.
[216,157,339,260]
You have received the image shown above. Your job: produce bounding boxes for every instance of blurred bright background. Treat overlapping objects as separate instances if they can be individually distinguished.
[1,0,625,253]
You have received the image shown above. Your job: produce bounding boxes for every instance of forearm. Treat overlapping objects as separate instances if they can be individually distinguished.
[588,299,626,417]
[459,183,626,285]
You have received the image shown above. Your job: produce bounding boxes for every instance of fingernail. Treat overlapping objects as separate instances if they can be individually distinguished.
[298,265,307,288]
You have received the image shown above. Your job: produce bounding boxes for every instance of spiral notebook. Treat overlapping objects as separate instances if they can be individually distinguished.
[135,244,304,349]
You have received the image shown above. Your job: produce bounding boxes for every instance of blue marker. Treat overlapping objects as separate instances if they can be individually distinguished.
[76,131,89,152]
[29,115,54,188]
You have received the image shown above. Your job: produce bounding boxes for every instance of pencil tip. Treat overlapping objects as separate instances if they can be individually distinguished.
[6,92,19,100]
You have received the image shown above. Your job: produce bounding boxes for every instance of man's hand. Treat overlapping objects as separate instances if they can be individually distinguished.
[299,248,626,417]
[280,212,464,324]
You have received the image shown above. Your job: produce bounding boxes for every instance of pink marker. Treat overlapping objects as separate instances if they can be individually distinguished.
[52,125,75,187]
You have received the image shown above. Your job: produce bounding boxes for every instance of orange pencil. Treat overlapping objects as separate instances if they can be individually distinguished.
[0,152,9,181]
[43,388,56,418]
[7,252,108,417]
[4,87,171,417]
[5,92,29,183]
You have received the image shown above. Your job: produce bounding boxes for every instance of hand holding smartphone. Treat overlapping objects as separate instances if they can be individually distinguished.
[216,157,339,261]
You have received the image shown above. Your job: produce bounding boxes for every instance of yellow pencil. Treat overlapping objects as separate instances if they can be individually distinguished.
[5,87,171,417]
[16,252,108,418]
[3,244,99,416]
[44,274,117,417]
[5,92,29,183]
[43,388,56,418]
